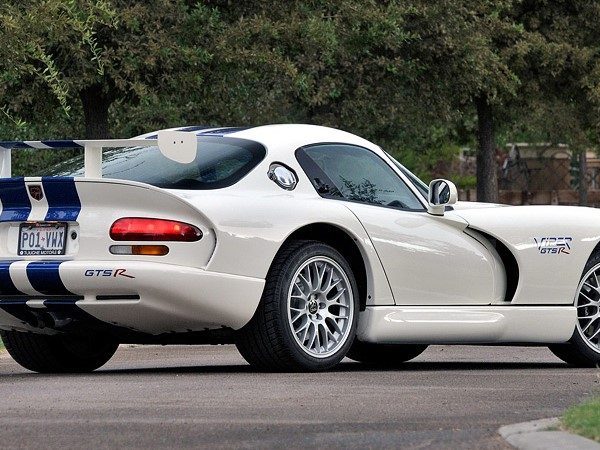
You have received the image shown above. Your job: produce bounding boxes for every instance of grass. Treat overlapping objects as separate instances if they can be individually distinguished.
[563,397,600,442]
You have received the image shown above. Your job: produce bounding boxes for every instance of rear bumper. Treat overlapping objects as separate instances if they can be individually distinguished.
[0,260,265,335]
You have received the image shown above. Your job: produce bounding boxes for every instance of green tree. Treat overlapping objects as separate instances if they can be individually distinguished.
[402,0,600,202]
[2,0,600,198]
[0,0,217,139]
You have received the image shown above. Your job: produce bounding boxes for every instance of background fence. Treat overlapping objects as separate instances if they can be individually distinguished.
[457,144,600,206]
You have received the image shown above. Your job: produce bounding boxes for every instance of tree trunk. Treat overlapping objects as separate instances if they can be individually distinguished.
[475,95,498,203]
[80,84,111,139]
[579,149,588,206]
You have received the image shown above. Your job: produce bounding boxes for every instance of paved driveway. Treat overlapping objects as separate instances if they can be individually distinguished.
[0,345,598,449]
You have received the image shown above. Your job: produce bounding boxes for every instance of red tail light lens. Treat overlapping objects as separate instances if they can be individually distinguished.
[110,218,202,242]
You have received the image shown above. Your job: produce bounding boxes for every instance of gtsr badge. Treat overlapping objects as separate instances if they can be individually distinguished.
[534,237,572,255]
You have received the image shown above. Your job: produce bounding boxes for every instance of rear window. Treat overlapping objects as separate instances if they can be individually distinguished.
[48,136,266,190]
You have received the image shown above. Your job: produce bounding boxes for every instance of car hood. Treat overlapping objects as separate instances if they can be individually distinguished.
[451,204,600,239]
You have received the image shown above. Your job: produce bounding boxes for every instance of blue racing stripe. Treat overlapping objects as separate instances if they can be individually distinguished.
[42,177,81,221]
[0,178,31,222]
[178,125,213,133]
[0,140,83,149]
[0,261,23,295]
[26,261,73,295]
[40,140,83,148]
[0,141,34,149]
[199,127,250,135]
[143,126,214,140]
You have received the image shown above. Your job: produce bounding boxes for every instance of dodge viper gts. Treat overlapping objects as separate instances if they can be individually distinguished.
[0,124,598,372]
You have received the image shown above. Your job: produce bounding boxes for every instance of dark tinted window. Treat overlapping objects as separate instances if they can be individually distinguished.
[386,152,429,198]
[48,136,265,190]
[296,144,424,210]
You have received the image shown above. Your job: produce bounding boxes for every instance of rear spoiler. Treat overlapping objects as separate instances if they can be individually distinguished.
[0,130,197,178]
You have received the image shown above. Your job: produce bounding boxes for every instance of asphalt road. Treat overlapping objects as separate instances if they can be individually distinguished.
[0,345,598,449]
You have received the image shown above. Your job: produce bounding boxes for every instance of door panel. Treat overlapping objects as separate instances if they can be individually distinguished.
[346,203,505,305]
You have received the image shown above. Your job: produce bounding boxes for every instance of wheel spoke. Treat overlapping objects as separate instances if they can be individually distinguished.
[327,318,343,336]
[315,262,326,291]
[582,317,599,334]
[326,328,337,345]
[578,310,597,319]
[329,301,349,309]
[323,267,334,292]
[584,281,600,294]
[297,321,310,342]
[292,282,307,299]
[307,323,317,349]
[325,278,342,295]
[319,323,329,351]
[299,273,311,291]
[327,288,346,304]
[291,311,304,324]
[580,291,597,304]
[329,312,348,321]
[587,325,600,342]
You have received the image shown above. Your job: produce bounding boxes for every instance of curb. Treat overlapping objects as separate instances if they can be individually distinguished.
[499,418,600,450]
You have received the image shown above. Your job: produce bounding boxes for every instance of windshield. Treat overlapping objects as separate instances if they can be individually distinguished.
[48,136,266,190]
[385,152,429,198]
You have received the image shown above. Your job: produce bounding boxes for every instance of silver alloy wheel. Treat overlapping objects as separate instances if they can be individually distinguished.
[575,263,600,353]
[287,256,354,358]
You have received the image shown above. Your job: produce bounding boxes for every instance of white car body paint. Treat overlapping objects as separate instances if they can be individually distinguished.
[0,124,595,346]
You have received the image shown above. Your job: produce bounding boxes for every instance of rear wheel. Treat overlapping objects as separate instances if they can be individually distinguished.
[549,252,600,367]
[0,330,118,373]
[236,240,359,371]
[347,340,428,367]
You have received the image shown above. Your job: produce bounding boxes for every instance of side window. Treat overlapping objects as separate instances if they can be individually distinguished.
[296,144,424,210]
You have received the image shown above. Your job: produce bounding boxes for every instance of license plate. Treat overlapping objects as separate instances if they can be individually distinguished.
[18,222,68,256]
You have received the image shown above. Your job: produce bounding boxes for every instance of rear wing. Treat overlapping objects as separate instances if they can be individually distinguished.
[0,130,197,178]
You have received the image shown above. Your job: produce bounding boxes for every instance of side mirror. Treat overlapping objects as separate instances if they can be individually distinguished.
[427,179,458,216]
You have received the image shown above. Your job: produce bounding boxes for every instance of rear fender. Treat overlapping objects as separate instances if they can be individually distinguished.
[0,177,216,268]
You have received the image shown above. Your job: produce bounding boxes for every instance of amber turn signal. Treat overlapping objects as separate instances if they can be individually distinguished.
[109,245,169,256]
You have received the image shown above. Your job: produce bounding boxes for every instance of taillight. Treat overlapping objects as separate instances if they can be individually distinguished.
[110,218,202,242]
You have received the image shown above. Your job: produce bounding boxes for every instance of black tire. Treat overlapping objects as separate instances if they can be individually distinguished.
[548,251,600,367]
[235,240,360,371]
[0,330,118,373]
[347,339,428,367]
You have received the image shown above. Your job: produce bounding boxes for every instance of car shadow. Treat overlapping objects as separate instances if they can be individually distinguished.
[91,360,571,376]
[0,360,580,378]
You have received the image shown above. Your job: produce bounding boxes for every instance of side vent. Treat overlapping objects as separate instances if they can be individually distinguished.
[467,229,519,302]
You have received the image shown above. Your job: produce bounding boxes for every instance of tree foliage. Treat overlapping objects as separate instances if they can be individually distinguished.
[0,0,599,198]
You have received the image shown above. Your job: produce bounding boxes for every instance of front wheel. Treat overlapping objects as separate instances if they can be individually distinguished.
[549,253,600,367]
[0,330,118,373]
[236,240,359,371]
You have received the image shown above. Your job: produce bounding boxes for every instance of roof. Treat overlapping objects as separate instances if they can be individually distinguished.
[137,124,381,156]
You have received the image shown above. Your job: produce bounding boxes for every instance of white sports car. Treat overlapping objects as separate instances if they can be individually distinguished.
[0,124,598,372]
